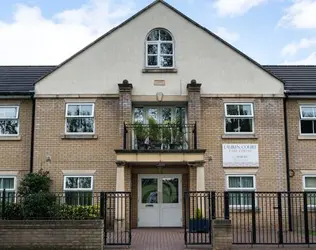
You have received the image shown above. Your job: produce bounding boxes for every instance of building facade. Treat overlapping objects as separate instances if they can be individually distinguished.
[1,0,316,228]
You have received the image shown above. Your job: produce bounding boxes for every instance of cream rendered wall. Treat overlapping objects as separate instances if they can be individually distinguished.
[35,2,283,96]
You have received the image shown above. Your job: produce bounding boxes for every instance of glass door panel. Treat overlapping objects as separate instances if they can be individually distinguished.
[141,178,158,204]
[162,178,179,204]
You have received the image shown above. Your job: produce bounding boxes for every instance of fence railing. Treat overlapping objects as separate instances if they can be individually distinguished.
[185,191,316,245]
[123,122,197,150]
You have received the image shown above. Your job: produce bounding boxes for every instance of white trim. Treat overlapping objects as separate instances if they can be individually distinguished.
[65,103,95,135]
[63,176,94,191]
[0,176,17,191]
[145,29,175,69]
[0,106,20,136]
[226,175,256,190]
[303,175,316,190]
[224,103,254,134]
[299,105,316,135]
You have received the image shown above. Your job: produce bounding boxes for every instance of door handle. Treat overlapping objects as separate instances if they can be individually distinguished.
[145,204,154,207]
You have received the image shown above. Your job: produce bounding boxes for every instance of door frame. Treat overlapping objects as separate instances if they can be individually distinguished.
[138,174,182,227]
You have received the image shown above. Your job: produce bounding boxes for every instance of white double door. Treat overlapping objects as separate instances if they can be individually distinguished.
[138,174,182,227]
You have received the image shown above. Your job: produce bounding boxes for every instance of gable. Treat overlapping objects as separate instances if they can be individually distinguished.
[35,1,284,96]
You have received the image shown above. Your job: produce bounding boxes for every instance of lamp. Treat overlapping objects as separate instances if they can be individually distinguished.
[156,92,163,102]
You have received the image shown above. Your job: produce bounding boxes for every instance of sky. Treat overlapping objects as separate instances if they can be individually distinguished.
[0,0,316,65]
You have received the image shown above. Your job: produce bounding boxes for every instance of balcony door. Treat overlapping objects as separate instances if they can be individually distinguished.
[138,174,182,227]
[133,106,187,150]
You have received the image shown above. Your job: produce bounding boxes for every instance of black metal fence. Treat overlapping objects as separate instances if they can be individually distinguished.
[0,190,132,246]
[101,192,131,246]
[185,191,316,245]
[123,122,197,150]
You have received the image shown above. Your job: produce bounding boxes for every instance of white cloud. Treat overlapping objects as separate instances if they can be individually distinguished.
[282,52,316,64]
[214,27,240,43]
[278,0,316,29]
[282,38,316,56]
[0,0,135,65]
[213,0,268,17]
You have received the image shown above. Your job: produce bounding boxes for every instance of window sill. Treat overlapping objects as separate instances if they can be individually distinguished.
[0,136,21,141]
[222,134,258,139]
[142,68,178,73]
[61,134,98,140]
[298,135,316,140]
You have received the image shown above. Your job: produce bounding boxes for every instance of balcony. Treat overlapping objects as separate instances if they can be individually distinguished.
[115,121,205,165]
[122,122,197,151]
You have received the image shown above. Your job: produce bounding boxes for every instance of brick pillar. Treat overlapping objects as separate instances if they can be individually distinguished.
[115,161,126,232]
[187,79,202,148]
[212,219,232,250]
[118,80,133,149]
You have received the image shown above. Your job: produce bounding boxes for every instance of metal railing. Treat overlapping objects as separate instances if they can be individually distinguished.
[184,191,316,245]
[123,122,197,150]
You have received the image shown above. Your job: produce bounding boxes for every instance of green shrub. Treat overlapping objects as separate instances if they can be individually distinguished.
[2,203,23,219]
[18,169,52,195]
[57,204,100,220]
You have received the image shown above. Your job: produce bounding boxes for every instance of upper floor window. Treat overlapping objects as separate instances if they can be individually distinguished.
[300,105,316,134]
[225,103,254,134]
[65,103,95,134]
[0,106,19,136]
[146,29,174,68]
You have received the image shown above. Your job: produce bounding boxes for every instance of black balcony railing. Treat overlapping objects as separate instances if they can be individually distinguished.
[123,122,197,150]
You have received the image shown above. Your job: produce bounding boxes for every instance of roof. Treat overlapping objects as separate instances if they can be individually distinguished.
[263,65,316,94]
[34,0,283,85]
[0,66,55,94]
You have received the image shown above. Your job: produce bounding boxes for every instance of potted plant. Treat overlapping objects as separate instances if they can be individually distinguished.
[170,122,187,149]
[148,117,161,149]
[189,208,210,233]
[133,121,148,150]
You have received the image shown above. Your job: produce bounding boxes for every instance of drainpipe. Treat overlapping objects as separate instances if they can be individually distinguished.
[30,93,36,173]
[283,92,292,231]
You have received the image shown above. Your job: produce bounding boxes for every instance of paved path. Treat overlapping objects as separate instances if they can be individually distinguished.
[104,229,316,250]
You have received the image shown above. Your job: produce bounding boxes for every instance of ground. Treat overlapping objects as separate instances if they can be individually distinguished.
[104,229,316,250]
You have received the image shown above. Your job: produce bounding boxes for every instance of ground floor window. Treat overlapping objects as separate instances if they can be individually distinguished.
[226,175,256,207]
[303,175,316,206]
[63,176,93,205]
[0,176,16,203]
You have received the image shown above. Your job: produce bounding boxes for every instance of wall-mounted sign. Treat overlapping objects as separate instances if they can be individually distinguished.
[222,144,259,167]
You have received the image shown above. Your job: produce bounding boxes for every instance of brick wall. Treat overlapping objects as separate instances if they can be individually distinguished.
[287,99,316,191]
[0,99,32,178]
[200,97,287,192]
[33,98,120,192]
[0,220,104,250]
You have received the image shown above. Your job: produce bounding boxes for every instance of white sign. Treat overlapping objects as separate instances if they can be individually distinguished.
[222,144,259,167]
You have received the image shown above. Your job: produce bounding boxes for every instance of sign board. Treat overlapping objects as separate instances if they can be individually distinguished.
[222,144,259,167]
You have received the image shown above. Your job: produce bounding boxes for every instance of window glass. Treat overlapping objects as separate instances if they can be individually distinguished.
[66,104,94,134]
[225,104,254,133]
[0,107,19,135]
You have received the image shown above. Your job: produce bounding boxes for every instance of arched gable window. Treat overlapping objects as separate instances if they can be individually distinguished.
[146,28,174,68]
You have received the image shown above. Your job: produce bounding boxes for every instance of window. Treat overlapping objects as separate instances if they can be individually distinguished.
[65,103,95,134]
[303,176,316,207]
[225,103,254,133]
[0,177,16,203]
[300,105,316,134]
[64,176,93,205]
[0,106,19,136]
[146,29,174,68]
[226,175,255,207]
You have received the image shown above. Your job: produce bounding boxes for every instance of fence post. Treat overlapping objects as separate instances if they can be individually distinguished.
[184,192,188,246]
[100,192,105,219]
[303,192,310,245]
[224,191,230,220]
[1,189,5,220]
[251,192,256,244]
[211,191,216,219]
[277,192,283,245]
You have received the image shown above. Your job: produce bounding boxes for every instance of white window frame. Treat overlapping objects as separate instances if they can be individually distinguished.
[224,103,254,134]
[0,106,20,136]
[63,176,94,191]
[299,105,316,135]
[226,175,256,208]
[145,29,175,69]
[303,175,316,208]
[0,176,17,202]
[65,103,95,135]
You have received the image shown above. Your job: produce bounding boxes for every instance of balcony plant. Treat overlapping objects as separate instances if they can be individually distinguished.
[148,117,161,149]
[189,208,210,233]
[161,121,172,149]
[133,121,148,150]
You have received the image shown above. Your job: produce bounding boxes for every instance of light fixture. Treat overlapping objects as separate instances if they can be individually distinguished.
[156,92,164,102]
